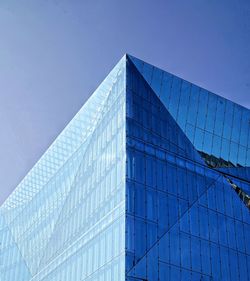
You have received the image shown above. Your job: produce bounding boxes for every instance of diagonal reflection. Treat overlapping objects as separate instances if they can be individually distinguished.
[37,71,125,273]
[126,174,222,276]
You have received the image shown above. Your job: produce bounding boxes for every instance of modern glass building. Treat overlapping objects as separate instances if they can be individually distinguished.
[0,54,249,281]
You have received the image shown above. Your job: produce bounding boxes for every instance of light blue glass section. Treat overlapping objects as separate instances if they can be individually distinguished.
[129,55,250,167]
[0,214,32,281]
[0,56,126,281]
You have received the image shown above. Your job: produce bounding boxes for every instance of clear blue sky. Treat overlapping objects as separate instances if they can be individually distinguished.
[0,0,250,204]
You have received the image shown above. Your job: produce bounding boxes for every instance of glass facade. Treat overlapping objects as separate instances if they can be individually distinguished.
[0,56,126,281]
[0,54,249,281]
[129,55,250,168]
[125,57,250,281]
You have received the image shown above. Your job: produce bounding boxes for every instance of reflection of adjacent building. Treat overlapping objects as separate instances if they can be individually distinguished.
[200,151,250,210]
[226,177,250,210]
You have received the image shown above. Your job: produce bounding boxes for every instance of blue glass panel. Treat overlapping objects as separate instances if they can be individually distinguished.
[126,56,250,281]
[217,166,250,184]
[129,54,250,167]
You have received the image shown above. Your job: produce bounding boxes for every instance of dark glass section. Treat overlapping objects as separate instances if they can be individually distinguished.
[217,167,250,183]
[126,55,250,281]
[198,151,239,168]
[129,54,250,168]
